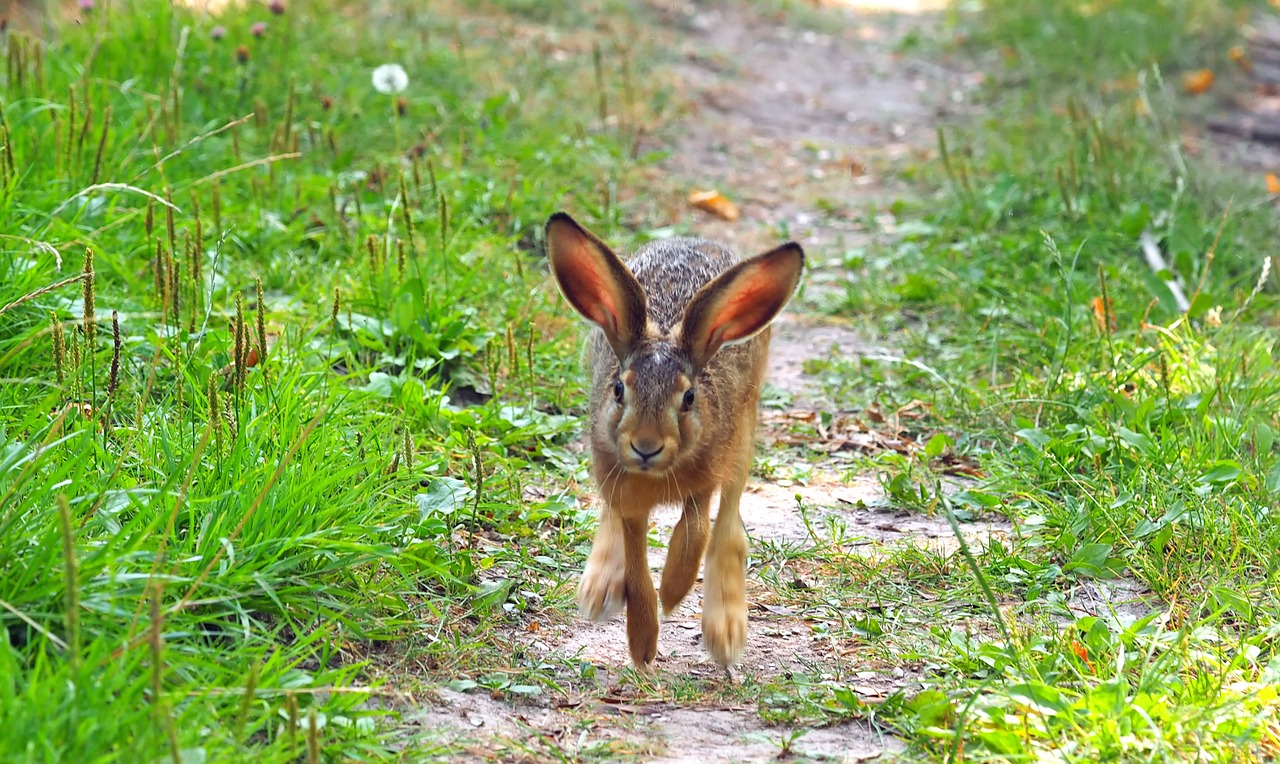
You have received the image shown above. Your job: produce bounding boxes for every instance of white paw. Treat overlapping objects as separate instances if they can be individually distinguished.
[702,596,747,668]
[577,560,624,622]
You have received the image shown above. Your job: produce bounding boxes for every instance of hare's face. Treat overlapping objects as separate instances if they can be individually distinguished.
[546,211,803,475]
[605,341,700,474]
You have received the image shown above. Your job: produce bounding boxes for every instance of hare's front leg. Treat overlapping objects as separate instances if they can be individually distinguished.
[703,463,750,668]
[621,511,659,667]
[660,491,712,613]
[578,502,625,621]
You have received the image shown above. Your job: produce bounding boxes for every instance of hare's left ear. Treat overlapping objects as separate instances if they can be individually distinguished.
[679,242,804,369]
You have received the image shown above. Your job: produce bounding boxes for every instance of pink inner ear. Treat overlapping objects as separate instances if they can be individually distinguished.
[707,282,775,344]
[560,246,620,332]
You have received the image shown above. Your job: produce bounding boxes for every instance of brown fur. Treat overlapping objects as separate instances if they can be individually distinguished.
[0,0,46,34]
[546,212,804,669]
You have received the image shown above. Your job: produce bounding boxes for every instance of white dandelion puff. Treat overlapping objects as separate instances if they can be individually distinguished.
[372,64,409,95]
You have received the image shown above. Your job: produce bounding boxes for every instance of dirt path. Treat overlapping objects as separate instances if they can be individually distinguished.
[405,2,1003,761]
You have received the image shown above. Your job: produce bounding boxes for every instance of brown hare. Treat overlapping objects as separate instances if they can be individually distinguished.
[545,212,804,669]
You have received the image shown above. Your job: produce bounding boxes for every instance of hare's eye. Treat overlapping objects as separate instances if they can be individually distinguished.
[613,380,624,403]
[681,388,695,412]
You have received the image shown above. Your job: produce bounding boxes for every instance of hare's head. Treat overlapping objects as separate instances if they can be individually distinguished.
[546,212,803,475]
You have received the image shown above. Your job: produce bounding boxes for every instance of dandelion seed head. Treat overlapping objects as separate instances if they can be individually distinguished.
[372,64,409,95]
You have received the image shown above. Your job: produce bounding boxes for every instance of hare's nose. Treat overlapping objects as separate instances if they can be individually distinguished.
[630,440,665,463]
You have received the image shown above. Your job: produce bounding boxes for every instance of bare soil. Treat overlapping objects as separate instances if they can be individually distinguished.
[403,688,898,763]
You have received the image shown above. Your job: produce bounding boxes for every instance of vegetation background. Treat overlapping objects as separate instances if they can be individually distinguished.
[1,0,1278,761]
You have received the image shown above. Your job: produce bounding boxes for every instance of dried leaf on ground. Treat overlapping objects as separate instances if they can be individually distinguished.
[1183,68,1215,95]
[687,189,740,221]
[761,409,915,454]
[935,453,986,479]
[1229,44,1253,73]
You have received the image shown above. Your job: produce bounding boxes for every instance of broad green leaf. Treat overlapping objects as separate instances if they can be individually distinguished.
[473,579,513,612]
[1015,428,1051,450]
[1064,543,1113,577]
[1198,461,1242,485]
[924,432,951,459]
[1256,423,1275,456]
[1007,682,1066,715]
[906,689,953,727]
[508,684,543,696]
[1187,292,1216,319]
[1114,427,1152,452]
[1266,463,1280,495]
[1209,586,1253,621]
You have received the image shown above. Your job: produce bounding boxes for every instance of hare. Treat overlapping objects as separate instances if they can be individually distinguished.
[545,212,804,669]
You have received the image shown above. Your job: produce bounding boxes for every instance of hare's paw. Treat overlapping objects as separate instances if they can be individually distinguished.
[577,559,625,622]
[702,597,747,668]
[703,530,748,667]
[625,584,660,669]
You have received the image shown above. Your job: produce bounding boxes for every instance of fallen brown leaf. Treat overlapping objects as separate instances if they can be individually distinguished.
[688,189,740,221]
[1229,44,1253,74]
[1183,69,1215,96]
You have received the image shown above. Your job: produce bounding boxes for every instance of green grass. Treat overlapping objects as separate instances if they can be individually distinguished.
[0,0,667,759]
[814,0,1280,759]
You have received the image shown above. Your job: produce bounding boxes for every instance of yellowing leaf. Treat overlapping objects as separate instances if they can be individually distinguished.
[1102,75,1138,94]
[1229,45,1253,73]
[1183,69,1215,96]
[688,190,740,222]
[1091,296,1116,333]
[1267,173,1280,194]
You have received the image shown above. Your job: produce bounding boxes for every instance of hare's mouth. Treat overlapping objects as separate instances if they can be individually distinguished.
[621,454,675,474]
[620,437,676,473]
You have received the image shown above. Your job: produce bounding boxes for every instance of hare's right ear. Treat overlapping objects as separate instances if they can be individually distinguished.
[545,212,647,359]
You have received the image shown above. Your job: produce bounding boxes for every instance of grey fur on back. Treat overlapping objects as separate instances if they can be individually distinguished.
[624,238,738,332]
